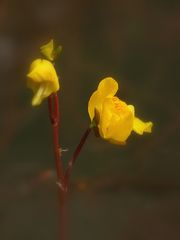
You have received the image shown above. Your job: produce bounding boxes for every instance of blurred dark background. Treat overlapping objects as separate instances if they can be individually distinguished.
[0,0,180,239]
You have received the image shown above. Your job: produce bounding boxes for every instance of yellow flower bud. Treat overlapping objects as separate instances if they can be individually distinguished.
[40,39,54,61]
[27,59,59,106]
[40,39,62,61]
[88,77,153,145]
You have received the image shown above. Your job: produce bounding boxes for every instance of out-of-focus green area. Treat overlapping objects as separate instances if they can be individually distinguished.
[0,0,180,239]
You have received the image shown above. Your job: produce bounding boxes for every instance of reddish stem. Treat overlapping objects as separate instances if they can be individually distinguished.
[64,127,92,188]
[48,93,66,240]
[48,93,92,240]
[48,93,64,184]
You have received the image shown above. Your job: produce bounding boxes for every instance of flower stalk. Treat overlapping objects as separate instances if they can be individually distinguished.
[64,127,92,189]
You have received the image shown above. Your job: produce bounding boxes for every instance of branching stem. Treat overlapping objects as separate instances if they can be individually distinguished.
[48,93,92,240]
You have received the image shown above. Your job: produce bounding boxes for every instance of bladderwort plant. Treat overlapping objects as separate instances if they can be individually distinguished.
[26,39,153,240]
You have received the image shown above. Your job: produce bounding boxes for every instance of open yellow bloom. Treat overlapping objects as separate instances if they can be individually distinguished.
[27,59,59,106]
[88,77,153,145]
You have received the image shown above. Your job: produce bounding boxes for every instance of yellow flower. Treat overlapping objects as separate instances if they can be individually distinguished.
[27,58,59,106]
[88,77,153,145]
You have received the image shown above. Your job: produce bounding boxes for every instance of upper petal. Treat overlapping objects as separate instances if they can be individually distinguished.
[88,77,119,121]
[97,77,118,97]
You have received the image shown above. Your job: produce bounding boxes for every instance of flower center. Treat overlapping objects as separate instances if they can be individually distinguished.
[112,97,127,113]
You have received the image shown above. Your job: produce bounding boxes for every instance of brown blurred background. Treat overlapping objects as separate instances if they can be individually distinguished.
[0,0,180,239]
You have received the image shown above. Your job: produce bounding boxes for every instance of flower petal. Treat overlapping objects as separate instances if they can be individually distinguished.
[88,90,104,121]
[31,84,46,106]
[108,138,126,145]
[32,82,56,106]
[128,105,135,116]
[107,113,133,143]
[98,98,113,138]
[97,77,118,97]
[133,117,153,135]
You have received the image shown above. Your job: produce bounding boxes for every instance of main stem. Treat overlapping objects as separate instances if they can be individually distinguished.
[48,93,92,240]
[48,93,66,240]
